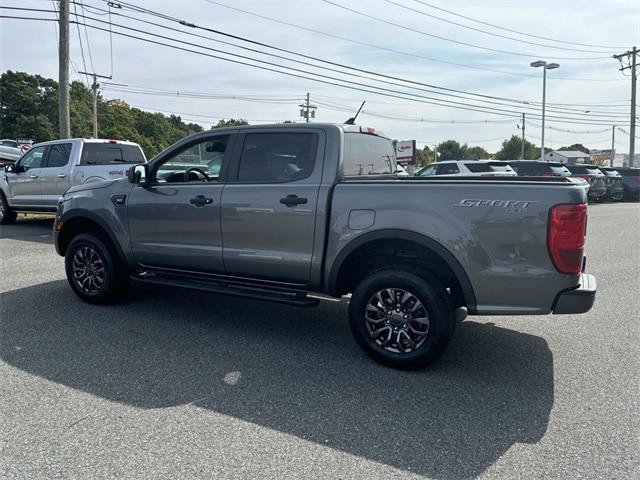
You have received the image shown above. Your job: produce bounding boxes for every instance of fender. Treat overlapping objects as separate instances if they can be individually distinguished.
[326,229,477,313]
[57,208,129,265]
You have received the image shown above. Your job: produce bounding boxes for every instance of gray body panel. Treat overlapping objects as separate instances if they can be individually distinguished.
[54,123,592,316]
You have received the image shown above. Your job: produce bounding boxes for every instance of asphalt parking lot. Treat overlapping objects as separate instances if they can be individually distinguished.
[1,203,638,480]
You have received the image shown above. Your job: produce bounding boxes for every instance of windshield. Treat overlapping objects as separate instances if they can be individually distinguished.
[342,132,396,175]
[81,143,146,165]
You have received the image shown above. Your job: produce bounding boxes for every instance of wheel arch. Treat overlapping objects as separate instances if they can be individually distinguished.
[327,229,477,313]
[57,210,127,265]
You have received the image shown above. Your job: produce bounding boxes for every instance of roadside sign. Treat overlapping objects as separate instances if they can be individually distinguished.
[396,140,416,165]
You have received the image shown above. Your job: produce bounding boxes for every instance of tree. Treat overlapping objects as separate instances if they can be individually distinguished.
[213,118,249,128]
[494,135,539,160]
[558,143,589,154]
[436,140,466,161]
[466,145,491,160]
[0,70,203,157]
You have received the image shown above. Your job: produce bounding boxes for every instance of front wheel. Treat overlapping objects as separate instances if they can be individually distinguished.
[65,233,129,304]
[348,269,456,370]
[0,192,17,225]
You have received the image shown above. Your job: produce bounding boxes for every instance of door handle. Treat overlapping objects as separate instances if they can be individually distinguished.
[279,194,308,207]
[57,173,67,178]
[189,195,213,207]
[29,174,38,179]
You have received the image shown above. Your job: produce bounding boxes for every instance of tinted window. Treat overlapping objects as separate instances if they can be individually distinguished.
[343,133,396,176]
[567,165,588,174]
[435,163,460,175]
[45,143,72,168]
[156,136,229,183]
[238,132,318,183]
[80,143,145,165]
[585,168,602,175]
[17,145,46,169]
[488,162,514,172]
[617,168,640,176]
[509,162,542,175]
[550,165,571,175]
[464,162,493,173]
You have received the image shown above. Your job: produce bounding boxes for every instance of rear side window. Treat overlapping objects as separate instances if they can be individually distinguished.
[488,162,514,172]
[464,162,493,173]
[342,133,396,176]
[509,162,541,175]
[435,163,460,175]
[550,165,570,175]
[80,143,145,165]
[238,132,318,183]
[45,143,72,168]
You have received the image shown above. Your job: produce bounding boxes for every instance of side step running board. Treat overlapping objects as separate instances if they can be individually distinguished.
[131,271,319,307]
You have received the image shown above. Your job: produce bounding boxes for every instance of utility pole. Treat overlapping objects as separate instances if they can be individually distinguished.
[611,125,615,167]
[520,113,526,159]
[613,46,637,167]
[58,0,70,138]
[79,72,112,138]
[299,92,317,123]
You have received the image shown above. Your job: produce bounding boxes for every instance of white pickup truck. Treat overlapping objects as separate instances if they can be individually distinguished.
[0,138,146,224]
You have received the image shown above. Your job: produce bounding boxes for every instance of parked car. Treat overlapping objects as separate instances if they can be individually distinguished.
[0,139,23,165]
[415,160,516,177]
[615,167,640,201]
[395,164,410,176]
[505,160,572,177]
[53,123,595,370]
[0,138,146,223]
[565,164,607,202]
[596,167,624,201]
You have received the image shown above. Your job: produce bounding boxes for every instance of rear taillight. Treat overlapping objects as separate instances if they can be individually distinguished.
[580,175,591,183]
[548,204,587,274]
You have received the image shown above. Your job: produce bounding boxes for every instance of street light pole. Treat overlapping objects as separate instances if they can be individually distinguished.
[531,60,559,161]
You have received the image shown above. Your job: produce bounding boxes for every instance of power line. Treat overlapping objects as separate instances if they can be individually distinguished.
[381,0,615,54]
[319,0,611,61]
[407,0,628,50]
[75,3,629,120]
[199,0,623,82]
[77,1,94,73]
[72,16,631,126]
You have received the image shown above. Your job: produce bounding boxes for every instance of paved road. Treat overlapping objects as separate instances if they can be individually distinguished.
[1,203,638,480]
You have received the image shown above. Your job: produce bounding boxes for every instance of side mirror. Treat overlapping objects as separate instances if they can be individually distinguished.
[4,163,14,173]
[128,164,148,184]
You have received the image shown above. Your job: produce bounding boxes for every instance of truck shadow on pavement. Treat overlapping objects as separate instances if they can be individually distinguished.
[0,217,54,244]
[0,280,554,480]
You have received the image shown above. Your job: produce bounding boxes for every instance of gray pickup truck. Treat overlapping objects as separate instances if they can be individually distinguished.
[0,138,146,224]
[52,124,596,369]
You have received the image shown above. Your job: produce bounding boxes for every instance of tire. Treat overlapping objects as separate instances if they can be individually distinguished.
[65,233,129,304]
[348,269,456,370]
[611,192,624,202]
[0,191,17,225]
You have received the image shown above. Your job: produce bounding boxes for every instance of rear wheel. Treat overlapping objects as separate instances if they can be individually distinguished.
[348,269,456,370]
[65,233,129,304]
[0,192,17,225]
[611,192,624,202]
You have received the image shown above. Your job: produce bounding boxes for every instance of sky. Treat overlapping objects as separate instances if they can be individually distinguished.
[1,0,639,153]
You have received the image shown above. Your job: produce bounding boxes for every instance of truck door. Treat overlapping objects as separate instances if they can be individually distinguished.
[4,145,46,207]
[40,142,73,208]
[127,134,233,273]
[221,130,324,284]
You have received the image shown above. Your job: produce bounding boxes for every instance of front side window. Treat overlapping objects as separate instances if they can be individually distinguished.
[45,143,72,168]
[435,163,460,175]
[17,145,46,170]
[238,132,318,183]
[156,136,229,183]
[417,165,437,176]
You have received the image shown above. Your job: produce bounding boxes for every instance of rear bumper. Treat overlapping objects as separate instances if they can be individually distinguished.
[552,273,596,314]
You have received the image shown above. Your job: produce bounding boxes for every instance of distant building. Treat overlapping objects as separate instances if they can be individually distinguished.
[543,150,591,165]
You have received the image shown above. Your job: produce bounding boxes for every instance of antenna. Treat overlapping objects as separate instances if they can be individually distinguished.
[345,101,366,125]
